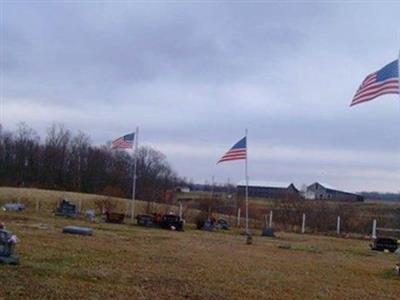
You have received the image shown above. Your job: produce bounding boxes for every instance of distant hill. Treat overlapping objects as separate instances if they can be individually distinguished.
[360,191,400,202]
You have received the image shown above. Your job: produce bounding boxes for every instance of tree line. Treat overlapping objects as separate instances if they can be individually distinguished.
[0,123,185,202]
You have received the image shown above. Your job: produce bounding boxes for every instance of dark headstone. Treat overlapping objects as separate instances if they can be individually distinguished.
[202,220,214,231]
[246,234,253,245]
[105,212,125,224]
[0,229,19,265]
[262,227,275,237]
[136,214,155,227]
[55,199,77,217]
[217,219,229,230]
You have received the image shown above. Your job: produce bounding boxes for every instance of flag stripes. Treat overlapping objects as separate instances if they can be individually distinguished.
[111,133,135,149]
[217,136,247,164]
[351,60,399,106]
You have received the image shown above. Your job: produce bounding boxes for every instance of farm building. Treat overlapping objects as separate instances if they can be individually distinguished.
[175,186,190,193]
[306,182,364,202]
[237,180,300,199]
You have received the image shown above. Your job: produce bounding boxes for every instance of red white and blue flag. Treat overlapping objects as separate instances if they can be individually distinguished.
[111,132,135,149]
[351,59,399,106]
[217,136,247,163]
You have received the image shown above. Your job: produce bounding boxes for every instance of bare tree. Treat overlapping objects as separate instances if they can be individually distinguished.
[0,123,186,202]
[42,124,72,189]
[135,146,179,203]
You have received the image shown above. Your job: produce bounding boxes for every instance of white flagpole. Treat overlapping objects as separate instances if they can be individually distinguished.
[131,126,139,223]
[245,128,249,234]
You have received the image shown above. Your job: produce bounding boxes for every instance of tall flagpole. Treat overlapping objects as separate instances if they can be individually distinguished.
[131,126,139,223]
[245,128,249,234]
[398,49,400,97]
[396,50,400,208]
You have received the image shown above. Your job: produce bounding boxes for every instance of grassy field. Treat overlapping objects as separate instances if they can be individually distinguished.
[0,187,151,214]
[0,187,237,226]
[0,189,399,299]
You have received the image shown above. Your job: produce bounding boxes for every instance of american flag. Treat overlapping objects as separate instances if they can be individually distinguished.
[351,59,399,106]
[111,133,135,149]
[217,136,247,163]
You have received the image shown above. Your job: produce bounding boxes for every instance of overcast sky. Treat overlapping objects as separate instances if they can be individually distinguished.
[1,1,400,192]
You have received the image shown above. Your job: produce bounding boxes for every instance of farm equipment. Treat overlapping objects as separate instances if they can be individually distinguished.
[136,213,184,231]
[370,237,398,253]
[159,214,184,231]
[0,229,19,265]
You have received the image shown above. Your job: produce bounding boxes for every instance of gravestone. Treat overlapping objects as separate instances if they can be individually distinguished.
[62,226,93,236]
[3,203,25,212]
[246,234,253,245]
[0,229,19,265]
[262,227,276,237]
[217,219,229,230]
[105,212,125,224]
[202,219,214,231]
[55,199,77,217]
[85,209,96,222]
[136,214,155,227]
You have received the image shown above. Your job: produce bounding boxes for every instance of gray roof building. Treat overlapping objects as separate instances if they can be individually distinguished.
[306,182,363,202]
[237,180,299,199]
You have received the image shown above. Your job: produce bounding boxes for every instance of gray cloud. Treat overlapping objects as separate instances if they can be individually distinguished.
[2,1,400,192]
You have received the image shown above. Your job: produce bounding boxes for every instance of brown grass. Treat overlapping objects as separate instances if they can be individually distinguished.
[0,188,399,299]
[0,187,185,217]
[0,187,236,226]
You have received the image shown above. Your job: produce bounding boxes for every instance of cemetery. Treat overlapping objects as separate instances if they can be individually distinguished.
[2,1,400,298]
[0,187,399,299]
[1,202,399,299]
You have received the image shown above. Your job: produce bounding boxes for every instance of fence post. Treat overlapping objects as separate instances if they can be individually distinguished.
[264,215,268,227]
[372,219,377,239]
[36,199,40,212]
[179,202,183,219]
[79,199,82,213]
[269,210,273,228]
[237,208,241,226]
[301,213,306,234]
[337,216,341,235]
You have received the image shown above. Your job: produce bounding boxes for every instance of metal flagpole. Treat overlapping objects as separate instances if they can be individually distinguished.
[398,50,400,194]
[131,126,139,223]
[210,175,215,216]
[398,49,400,98]
[245,128,249,234]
